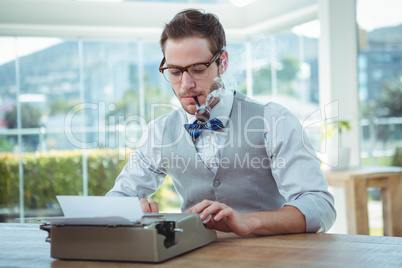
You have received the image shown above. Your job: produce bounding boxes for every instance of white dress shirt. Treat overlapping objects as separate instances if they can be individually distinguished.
[107,89,336,232]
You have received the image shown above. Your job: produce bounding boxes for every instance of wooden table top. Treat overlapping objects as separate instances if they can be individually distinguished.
[1,223,401,268]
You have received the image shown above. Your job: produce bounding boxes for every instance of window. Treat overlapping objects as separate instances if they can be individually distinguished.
[0,38,176,222]
[357,0,402,165]
[236,21,320,149]
[0,19,321,223]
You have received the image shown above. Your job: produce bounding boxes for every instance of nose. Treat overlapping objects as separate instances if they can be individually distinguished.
[180,70,195,90]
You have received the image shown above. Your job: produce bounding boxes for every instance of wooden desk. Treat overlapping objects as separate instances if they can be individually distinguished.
[1,223,402,267]
[325,166,402,236]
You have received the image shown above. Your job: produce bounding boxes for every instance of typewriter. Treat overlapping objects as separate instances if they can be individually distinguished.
[41,213,217,263]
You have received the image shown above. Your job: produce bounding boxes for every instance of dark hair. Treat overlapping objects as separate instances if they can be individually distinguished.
[160,9,226,56]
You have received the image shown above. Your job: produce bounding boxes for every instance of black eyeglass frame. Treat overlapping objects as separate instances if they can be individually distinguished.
[159,51,223,83]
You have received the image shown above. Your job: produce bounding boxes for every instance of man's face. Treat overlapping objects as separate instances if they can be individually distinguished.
[163,37,226,115]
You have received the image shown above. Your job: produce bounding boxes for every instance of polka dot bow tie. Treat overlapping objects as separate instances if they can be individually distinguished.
[184,118,224,139]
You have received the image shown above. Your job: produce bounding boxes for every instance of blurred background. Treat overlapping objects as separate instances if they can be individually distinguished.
[0,0,401,235]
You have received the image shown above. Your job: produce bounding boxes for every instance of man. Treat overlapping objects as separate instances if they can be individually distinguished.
[107,9,336,236]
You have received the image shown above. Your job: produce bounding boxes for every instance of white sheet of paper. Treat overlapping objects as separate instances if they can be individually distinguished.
[56,195,144,221]
[43,216,134,225]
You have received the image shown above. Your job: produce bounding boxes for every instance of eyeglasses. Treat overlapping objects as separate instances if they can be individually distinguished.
[159,51,222,84]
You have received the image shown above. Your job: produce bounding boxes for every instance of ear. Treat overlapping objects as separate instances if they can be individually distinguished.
[219,50,229,74]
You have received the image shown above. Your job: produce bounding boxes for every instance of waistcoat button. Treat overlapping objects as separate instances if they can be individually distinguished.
[213,180,220,187]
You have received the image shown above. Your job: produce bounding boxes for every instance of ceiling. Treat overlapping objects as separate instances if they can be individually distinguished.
[0,0,317,41]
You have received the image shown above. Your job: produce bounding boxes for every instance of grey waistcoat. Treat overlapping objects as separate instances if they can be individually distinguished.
[161,92,285,212]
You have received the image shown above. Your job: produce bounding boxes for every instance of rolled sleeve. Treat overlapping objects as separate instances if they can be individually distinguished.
[266,103,336,232]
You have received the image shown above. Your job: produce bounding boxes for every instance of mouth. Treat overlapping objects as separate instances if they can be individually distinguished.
[182,95,201,102]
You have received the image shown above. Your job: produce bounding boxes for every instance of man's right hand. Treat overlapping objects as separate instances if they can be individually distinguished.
[140,198,159,213]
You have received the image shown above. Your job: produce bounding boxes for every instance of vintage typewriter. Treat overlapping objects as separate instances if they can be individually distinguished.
[40,196,217,263]
[40,213,217,263]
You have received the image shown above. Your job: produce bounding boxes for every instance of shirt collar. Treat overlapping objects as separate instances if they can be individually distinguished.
[186,89,234,127]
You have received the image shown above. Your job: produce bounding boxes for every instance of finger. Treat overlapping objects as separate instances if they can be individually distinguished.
[200,202,227,220]
[213,207,233,221]
[149,201,159,213]
[201,214,212,224]
[186,200,214,214]
[185,206,194,213]
[204,216,215,229]
[140,198,152,213]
